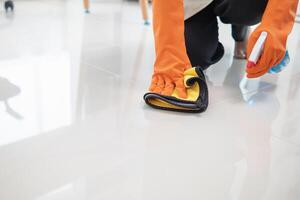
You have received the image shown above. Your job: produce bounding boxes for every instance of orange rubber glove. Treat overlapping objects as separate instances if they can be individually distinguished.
[246,0,299,78]
[149,0,192,98]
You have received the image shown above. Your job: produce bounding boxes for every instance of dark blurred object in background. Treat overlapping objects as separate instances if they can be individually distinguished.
[4,0,14,12]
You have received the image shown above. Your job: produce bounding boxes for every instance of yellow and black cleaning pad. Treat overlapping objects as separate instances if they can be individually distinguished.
[144,67,209,113]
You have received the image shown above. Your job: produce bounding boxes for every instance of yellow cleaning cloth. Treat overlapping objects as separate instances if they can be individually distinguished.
[144,67,209,113]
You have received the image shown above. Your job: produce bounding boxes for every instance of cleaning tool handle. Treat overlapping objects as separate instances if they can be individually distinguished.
[247,31,268,68]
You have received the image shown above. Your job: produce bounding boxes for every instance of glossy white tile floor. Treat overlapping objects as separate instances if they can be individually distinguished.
[0,0,300,199]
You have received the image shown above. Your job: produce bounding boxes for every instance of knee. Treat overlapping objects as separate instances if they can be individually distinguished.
[187,42,224,70]
[220,12,263,26]
[217,0,268,26]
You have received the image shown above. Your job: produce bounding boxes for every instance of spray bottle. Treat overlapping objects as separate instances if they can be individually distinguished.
[247,31,290,74]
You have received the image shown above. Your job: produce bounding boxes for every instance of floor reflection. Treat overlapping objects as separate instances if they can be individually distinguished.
[0,77,22,119]
[0,1,299,200]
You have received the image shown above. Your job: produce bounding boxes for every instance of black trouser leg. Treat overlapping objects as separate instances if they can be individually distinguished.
[184,0,269,69]
[232,24,249,42]
[215,0,269,26]
[184,3,224,70]
[217,0,268,42]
